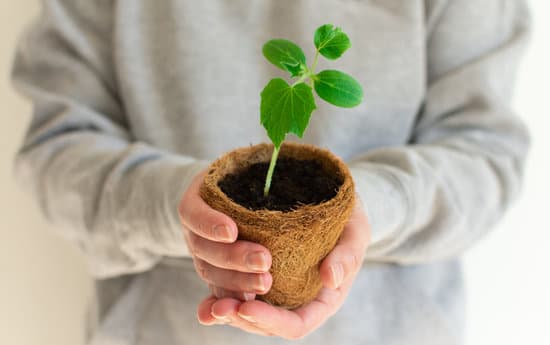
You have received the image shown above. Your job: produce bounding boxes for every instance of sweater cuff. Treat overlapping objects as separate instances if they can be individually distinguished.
[348,161,411,257]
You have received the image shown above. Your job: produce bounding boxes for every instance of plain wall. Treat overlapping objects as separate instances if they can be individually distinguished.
[1,1,548,344]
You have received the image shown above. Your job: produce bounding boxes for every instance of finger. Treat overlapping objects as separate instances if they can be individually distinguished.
[178,170,237,243]
[320,199,370,289]
[186,232,271,273]
[196,295,218,325]
[209,285,256,301]
[210,298,272,336]
[235,287,343,340]
[193,258,272,294]
[238,280,354,340]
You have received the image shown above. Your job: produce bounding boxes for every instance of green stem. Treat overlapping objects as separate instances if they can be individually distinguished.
[264,50,322,196]
[291,74,308,87]
[263,145,280,196]
[292,50,320,87]
[310,50,320,74]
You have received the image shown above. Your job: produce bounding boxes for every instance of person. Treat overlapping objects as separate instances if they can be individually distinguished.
[12,0,530,344]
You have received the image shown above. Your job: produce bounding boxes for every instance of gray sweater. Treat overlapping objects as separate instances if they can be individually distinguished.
[12,1,530,344]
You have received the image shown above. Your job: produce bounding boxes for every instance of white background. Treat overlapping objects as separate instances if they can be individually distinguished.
[1,1,548,344]
[463,1,550,343]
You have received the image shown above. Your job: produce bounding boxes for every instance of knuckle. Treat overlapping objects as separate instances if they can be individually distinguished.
[177,200,187,221]
[220,247,236,267]
[346,253,361,276]
[183,200,206,233]
[350,253,359,267]
[228,244,250,269]
[194,260,209,282]
[196,220,206,235]
[186,233,200,254]
[217,243,249,270]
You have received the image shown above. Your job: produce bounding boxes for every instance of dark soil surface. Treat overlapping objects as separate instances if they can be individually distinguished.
[218,158,342,212]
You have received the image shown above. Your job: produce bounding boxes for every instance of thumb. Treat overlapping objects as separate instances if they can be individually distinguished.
[320,197,371,289]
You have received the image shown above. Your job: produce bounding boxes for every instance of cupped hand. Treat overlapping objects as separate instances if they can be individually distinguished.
[178,169,273,301]
[197,197,371,339]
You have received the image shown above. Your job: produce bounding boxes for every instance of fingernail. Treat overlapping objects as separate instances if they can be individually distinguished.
[237,312,256,323]
[331,263,344,288]
[246,252,268,272]
[254,274,267,292]
[212,224,233,242]
[211,312,231,324]
[198,317,217,326]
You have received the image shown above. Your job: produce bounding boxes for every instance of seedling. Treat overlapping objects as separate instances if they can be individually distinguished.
[261,24,364,196]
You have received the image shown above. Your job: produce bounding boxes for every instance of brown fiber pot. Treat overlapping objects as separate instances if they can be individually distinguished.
[199,142,355,309]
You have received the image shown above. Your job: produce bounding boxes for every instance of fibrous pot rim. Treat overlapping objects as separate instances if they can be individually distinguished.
[201,141,355,222]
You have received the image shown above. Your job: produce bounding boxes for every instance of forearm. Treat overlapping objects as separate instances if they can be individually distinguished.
[351,0,531,264]
[14,92,209,277]
[12,0,208,277]
[350,119,529,264]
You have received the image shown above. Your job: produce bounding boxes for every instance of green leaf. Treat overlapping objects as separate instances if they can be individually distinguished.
[314,70,363,108]
[314,24,351,60]
[262,39,307,77]
[260,78,317,148]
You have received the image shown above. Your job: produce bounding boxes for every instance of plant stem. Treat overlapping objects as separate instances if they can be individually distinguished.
[263,145,280,196]
[291,74,308,87]
[263,50,322,196]
[310,50,320,74]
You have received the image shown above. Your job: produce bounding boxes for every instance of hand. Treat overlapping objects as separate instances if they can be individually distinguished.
[196,197,371,339]
[178,169,273,301]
